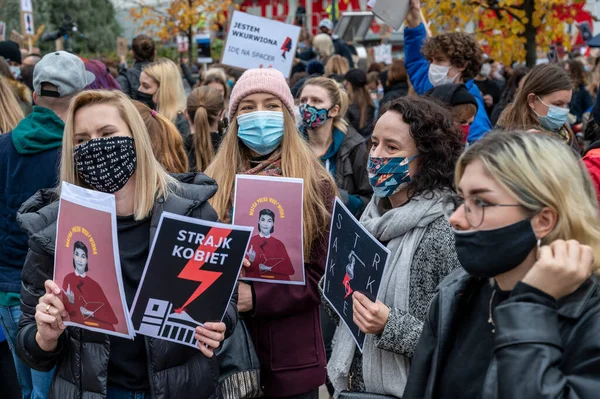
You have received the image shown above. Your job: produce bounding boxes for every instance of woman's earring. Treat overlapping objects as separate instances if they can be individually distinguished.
[537,238,541,251]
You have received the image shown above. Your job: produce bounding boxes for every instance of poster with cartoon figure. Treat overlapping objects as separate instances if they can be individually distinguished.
[54,182,134,338]
[323,198,390,351]
[233,175,305,285]
[130,213,252,348]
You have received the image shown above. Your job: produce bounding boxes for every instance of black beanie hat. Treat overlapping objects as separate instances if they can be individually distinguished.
[345,69,367,86]
[425,83,478,109]
[0,41,21,64]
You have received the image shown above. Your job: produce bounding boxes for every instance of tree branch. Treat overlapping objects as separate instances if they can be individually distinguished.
[469,1,524,25]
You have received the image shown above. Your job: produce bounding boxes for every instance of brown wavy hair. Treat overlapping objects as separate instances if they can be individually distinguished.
[186,86,225,172]
[421,32,483,81]
[134,101,189,174]
[378,97,464,199]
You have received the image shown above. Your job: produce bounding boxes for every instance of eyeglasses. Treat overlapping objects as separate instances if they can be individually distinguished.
[442,194,524,228]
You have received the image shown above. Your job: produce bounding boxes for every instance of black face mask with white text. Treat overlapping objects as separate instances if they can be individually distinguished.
[74,136,137,193]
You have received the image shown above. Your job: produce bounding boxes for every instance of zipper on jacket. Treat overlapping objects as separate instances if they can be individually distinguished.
[144,337,157,399]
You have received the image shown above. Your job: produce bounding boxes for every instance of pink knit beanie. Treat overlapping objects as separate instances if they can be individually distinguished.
[229,68,295,121]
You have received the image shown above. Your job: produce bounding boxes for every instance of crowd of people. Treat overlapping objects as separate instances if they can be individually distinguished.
[1,0,600,398]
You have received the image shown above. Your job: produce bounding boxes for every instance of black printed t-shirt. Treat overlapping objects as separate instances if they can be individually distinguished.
[107,215,151,391]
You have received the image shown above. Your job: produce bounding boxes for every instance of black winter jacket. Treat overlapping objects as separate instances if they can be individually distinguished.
[117,61,151,100]
[16,173,236,399]
[404,268,600,399]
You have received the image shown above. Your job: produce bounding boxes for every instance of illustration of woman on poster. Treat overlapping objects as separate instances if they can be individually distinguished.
[245,209,295,281]
[62,241,118,331]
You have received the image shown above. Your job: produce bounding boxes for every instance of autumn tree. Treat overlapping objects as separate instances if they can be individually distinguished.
[422,0,584,67]
[129,0,233,65]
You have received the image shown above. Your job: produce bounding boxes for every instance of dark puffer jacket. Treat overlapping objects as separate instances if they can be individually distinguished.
[15,174,236,399]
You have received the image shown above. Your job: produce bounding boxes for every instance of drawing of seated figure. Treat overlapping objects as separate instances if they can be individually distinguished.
[62,241,118,331]
[245,208,295,281]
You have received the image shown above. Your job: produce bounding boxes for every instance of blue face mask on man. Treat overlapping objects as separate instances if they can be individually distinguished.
[237,111,285,156]
[536,96,569,132]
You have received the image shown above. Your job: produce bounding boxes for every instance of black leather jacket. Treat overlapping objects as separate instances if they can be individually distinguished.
[404,268,600,399]
[16,173,236,399]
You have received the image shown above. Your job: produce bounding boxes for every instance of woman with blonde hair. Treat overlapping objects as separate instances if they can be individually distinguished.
[497,63,577,151]
[185,86,225,171]
[312,33,335,60]
[205,68,337,399]
[325,55,350,79]
[134,100,189,173]
[0,75,24,133]
[405,130,600,399]
[298,76,371,217]
[138,58,189,138]
[16,90,236,398]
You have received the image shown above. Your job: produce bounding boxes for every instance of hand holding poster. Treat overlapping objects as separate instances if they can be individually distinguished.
[54,182,134,338]
[221,11,301,78]
[233,175,305,285]
[130,213,252,348]
[323,198,390,351]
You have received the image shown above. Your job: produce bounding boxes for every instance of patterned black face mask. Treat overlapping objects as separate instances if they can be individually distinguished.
[73,136,137,193]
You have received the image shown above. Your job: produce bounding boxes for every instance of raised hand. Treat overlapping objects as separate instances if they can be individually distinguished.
[405,0,422,28]
[247,245,256,262]
[63,283,74,304]
[35,280,68,352]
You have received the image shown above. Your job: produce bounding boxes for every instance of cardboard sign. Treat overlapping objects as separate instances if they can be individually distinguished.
[371,0,409,31]
[10,30,24,48]
[54,182,134,339]
[196,33,212,64]
[117,37,128,58]
[221,11,301,78]
[373,44,393,65]
[22,12,34,36]
[131,213,252,348]
[233,175,305,285]
[323,198,390,351]
[0,22,5,41]
[177,35,189,53]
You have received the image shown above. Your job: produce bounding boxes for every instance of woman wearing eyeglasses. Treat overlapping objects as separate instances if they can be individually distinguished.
[403,130,600,399]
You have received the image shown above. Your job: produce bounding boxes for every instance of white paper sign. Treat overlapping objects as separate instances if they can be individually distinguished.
[372,0,409,31]
[23,12,34,36]
[221,11,301,78]
[20,0,33,12]
[374,44,393,65]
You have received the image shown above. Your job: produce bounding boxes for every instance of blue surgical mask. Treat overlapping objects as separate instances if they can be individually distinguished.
[367,155,419,197]
[9,65,21,80]
[237,111,284,156]
[536,96,569,132]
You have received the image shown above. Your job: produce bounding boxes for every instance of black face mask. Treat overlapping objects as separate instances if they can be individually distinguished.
[74,137,137,194]
[137,91,156,110]
[454,219,538,278]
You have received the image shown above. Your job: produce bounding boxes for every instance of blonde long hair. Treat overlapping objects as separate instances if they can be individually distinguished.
[0,76,24,133]
[205,106,336,257]
[61,90,177,220]
[143,58,187,123]
[134,101,189,174]
[456,130,600,269]
[325,55,350,76]
[301,77,349,133]
[187,86,225,172]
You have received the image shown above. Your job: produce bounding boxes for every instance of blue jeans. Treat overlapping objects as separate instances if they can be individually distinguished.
[107,386,151,399]
[0,305,54,399]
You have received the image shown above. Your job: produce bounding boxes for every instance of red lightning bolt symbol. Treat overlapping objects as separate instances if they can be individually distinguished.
[174,227,231,313]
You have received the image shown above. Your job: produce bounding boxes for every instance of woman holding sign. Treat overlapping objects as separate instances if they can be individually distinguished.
[205,68,337,398]
[16,90,236,399]
[325,97,463,398]
[404,131,600,398]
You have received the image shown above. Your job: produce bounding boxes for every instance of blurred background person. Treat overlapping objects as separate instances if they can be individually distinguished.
[134,101,189,174]
[345,69,376,137]
[564,59,593,127]
[380,60,409,113]
[84,60,121,91]
[0,57,32,115]
[117,34,156,100]
[490,67,528,126]
[325,55,350,82]
[0,76,25,134]
[426,83,478,143]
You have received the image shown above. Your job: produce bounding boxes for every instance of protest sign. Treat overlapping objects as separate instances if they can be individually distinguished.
[373,44,393,65]
[323,198,390,351]
[221,11,301,78]
[20,0,33,12]
[10,30,24,48]
[196,33,212,64]
[116,37,128,58]
[131,213,252,348]
[233,175,305,285]
[0,22,5,41]
[371,0,409,31]
[177,35,189,53]
[22,12,34,36]
[54,182,134,339]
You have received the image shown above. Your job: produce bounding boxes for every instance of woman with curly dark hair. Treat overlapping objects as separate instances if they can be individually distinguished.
[324,96,462,398]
